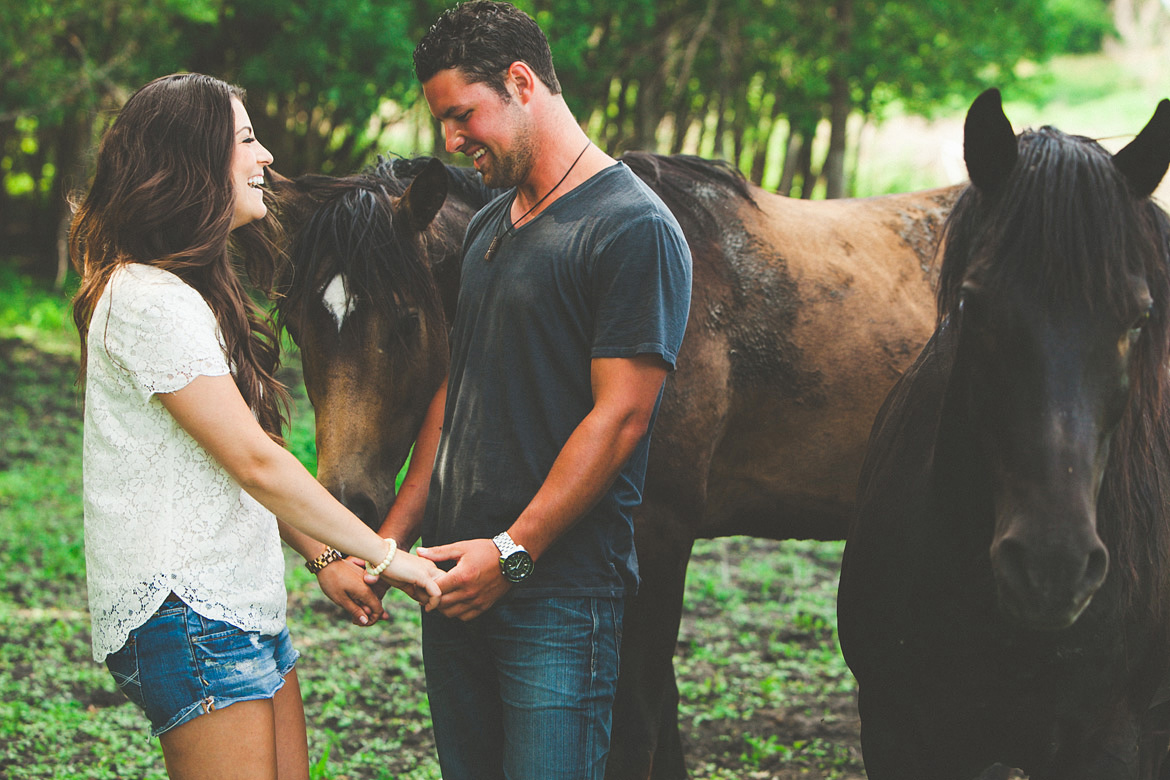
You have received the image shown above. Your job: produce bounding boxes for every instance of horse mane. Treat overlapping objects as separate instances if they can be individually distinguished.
[938,127,1163,319]
[371,155,500,208]
[276,157,485,343]
[620,151,758,236]
[938,125,1170,618]
[1106,200,1170,620]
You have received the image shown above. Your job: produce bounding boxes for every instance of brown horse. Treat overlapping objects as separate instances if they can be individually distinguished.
[270,152,956,779]
[837,90,1170,780]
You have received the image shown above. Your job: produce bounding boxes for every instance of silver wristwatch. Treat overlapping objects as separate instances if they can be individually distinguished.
[492,531,534,583]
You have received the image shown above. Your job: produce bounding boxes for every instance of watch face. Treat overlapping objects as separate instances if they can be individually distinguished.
[502,550,534,582]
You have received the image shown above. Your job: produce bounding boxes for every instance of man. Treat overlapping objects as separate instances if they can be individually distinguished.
[376,3,692,777]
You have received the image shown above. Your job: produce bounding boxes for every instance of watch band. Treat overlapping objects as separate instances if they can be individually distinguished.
[493,531,524,559]
[305,546,345,574]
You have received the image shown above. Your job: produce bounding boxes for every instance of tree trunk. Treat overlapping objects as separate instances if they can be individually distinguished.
[778,126,803,197]
[669,94,694,155]
[666,0,719,155]
[824,0,853,199]
[632,39,668,152]
[796,130,816,199]
[603,77,633,156]
[718,18,744,164]
[39,109,90,285]
[749,111,774,186]
[707,90,727,159]
[750,92,785,186]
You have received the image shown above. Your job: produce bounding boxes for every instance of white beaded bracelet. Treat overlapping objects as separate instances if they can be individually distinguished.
[364,538,397,577]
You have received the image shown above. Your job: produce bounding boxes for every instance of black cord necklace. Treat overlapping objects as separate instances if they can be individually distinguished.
[484,140,591,262]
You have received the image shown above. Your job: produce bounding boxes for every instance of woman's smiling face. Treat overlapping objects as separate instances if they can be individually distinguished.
[229,97,274,230]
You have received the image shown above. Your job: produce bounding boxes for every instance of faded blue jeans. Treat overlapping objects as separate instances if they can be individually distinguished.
[421,596,624,780]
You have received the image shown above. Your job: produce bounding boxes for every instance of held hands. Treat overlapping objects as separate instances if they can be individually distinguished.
[416,538,511,621]
[352,537,513,620]
[357,540,444,612]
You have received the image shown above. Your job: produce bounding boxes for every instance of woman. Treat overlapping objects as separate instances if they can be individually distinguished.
[70,73,441,779]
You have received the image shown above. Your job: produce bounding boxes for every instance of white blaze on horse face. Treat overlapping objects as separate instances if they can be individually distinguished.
[322,274,356,332]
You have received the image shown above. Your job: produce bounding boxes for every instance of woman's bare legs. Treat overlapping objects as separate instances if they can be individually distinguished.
[158,668,309,780]
[274,668,311,780]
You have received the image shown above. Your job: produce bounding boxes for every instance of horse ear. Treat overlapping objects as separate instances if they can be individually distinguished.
[1112,99,1170,198]
[964,88,1018,193]
[397,157,449,233]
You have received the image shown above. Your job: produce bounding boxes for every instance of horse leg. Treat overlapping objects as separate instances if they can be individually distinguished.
[606,502,695,780]
[649,681,686,780]
[854,682,937,780]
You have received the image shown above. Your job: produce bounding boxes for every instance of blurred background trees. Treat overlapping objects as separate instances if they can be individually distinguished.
[2,0,1158,284]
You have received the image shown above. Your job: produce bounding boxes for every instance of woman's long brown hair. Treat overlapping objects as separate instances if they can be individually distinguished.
[70,73,289,442]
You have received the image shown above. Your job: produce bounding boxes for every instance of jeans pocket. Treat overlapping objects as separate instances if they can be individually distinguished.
[106,637,146,710]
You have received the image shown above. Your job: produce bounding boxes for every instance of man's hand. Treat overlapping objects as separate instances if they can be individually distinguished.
[417,538,511,620]
[360,546,445,611]
[316,559,390,626]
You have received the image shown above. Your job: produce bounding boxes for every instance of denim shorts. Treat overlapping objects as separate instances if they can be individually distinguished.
[105,595,298,737]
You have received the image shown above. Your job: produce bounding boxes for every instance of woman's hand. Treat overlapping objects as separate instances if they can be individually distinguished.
[376,552,444,611]
[316,559,390,626]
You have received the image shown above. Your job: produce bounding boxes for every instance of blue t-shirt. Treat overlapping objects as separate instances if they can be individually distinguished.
[420,162,692,598]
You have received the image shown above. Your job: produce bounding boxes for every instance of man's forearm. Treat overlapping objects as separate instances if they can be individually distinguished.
[508,356,666,559]
[378,378,447,547]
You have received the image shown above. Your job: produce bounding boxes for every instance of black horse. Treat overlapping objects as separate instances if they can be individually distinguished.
[837,89,1170,779]
[270,152,956,778]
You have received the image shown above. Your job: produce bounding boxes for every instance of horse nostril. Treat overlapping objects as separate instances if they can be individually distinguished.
[1083,545,1109,592]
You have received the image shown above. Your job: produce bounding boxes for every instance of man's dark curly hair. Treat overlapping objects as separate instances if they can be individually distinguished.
[414,1,562,97]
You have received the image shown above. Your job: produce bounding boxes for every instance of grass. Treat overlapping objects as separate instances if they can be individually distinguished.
[0,264,77,354]
[0,266,863,779]
[676,539,860,779]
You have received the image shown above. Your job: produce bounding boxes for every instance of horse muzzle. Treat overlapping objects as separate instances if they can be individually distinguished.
[989,524,1109,631]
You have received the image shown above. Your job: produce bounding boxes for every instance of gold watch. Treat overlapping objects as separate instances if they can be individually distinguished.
[305,546,345,574]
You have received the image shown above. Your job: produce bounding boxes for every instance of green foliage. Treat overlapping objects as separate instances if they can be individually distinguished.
[183,0,439,176]
[675,538,860,776]
[0,265,76,351]
[0,0,195,124]
[1044,0,1116,55]
[0,272,84,603]
[3,0,1128,253]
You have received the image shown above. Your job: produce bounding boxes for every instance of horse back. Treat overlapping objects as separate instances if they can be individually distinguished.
[658,183,958,540]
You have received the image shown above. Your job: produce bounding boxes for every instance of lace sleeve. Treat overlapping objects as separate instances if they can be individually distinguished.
[100,268,231,400]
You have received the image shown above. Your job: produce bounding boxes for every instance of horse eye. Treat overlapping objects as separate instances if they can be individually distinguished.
[398,310,420,337]
[1131,303,1153,333]
[958,284,981,318]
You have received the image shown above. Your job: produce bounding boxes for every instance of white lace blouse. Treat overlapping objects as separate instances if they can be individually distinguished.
[83,263,286,662]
